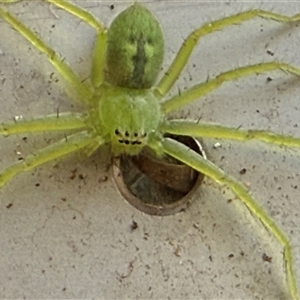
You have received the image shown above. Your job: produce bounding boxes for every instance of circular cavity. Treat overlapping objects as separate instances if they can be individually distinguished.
[113,135,206,216]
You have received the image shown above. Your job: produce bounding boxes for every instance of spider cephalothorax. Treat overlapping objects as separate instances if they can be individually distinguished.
[96,84,162,154]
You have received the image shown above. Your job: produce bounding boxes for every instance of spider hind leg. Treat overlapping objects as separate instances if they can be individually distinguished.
[0,5,93,103]
[155,9,300,98]
[45,0,108,88]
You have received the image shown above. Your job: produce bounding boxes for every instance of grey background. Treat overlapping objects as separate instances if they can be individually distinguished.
[0,0,299,299]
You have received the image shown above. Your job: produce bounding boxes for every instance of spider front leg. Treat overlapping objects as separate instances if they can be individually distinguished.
[155,9,300,98]
[0,131,103,188]
[157,137,298,300]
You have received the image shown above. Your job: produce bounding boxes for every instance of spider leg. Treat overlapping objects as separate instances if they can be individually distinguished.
[162,62,300,113]
[46,0,104,32]
[0,6,93,104]
[155,10,300,98]
[161,120,300,149]
[0,112,87,136]
[158,137,298,300]
[0,131,103,188]
[46,0,108,88]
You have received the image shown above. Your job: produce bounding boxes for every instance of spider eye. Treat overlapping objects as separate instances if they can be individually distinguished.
[113,129,148,147]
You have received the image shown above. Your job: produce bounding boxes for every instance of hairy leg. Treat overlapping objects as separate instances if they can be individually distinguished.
[155,9,300,98]
[0,131,102,188]
[161,120,300,149]
[0,112,87,136]
[161,62,300,113]
[160,137,298,300]
[0,6,93,103]
[46,0,108,88]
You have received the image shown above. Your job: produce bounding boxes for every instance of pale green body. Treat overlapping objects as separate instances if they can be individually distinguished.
[95,84,161,154]
[0,1,300,299]
[97,4,164,154]
[106,4,164,88]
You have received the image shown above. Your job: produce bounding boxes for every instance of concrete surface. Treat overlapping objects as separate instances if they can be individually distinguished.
[0,0,300,299]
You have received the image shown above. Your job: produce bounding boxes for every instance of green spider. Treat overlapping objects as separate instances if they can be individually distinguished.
[0,0,300,298]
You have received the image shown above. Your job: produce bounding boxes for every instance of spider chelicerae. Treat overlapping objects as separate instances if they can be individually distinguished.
[0,1,300,298]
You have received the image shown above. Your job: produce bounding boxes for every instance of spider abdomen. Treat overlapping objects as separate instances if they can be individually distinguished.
[106,4,164,89]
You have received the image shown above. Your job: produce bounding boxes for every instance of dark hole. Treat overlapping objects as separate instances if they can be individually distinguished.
[113,134,205,215]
